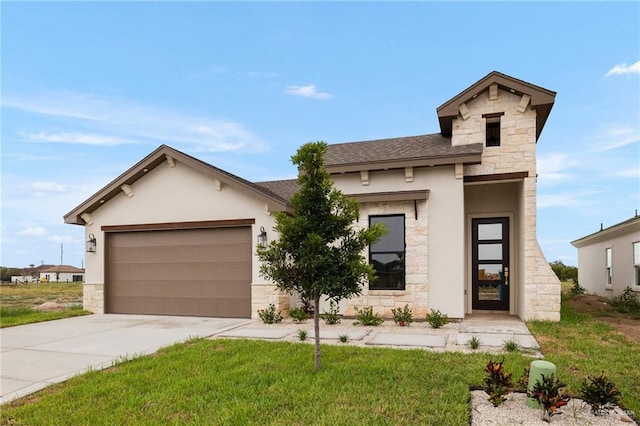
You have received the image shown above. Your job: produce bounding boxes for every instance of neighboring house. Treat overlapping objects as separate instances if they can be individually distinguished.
[39,265,85,283]
[571,215,640,297]
[65,71,561,321]
[10,264,56,283]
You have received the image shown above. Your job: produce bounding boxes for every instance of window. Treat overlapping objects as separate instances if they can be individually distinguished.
[72,275,83,282]
[634,242,640,289]
[486,120,500,147]
[605,247,612,287]
[369,215,405,290]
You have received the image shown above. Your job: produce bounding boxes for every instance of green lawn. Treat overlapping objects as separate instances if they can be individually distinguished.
[0,283,89,327]
[1,295,638,425]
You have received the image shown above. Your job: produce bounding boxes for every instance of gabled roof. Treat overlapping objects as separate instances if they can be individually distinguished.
[324,133,483,174]
[571,215,640,248]
[64,145,292,225]
[436,71,556,140]
[40,265,85,274]
[257,179,300,201]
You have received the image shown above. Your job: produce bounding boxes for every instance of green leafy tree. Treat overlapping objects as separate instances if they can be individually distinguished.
[549,260,578,282]
[257,141,386,370]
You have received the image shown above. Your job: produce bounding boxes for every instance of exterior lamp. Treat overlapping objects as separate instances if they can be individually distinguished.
[86,234,97,253]
[257,226,267,248]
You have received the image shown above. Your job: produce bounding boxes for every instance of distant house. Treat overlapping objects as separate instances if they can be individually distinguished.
[571,215,640,297]
[65,71,561,321]
[39,265,85,283]
[10,264,55,283]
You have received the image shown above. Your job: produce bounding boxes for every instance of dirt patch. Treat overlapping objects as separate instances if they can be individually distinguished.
[568,294,640,343]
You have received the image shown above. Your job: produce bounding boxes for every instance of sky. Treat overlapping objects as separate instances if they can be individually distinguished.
[1,2,639,269]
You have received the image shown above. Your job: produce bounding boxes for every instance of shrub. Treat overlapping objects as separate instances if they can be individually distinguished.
[569,280,586,296]
[503,338,520,352]
[468,336,480,350]
[258,304,283,324]
[297,329,308,341]
[579,374,621,415]
[339,334,348,343]
[514,367,530,392]
[528,373,571,421]
[288,307,309,323]
[353,306,383,326]
[299,296,315,316]
[391,304,413,326]
[321,300,341,325]
[609,286,640,316]
[425,309,448,329]
[483,359,513,407]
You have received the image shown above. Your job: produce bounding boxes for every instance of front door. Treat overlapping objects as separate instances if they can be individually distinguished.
[472,217,510,311]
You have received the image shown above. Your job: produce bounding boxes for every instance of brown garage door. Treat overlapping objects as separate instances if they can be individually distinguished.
[106,227,251,318]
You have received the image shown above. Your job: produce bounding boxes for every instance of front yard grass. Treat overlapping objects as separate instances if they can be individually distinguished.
[0,283,89,327]
[1,294,638,425]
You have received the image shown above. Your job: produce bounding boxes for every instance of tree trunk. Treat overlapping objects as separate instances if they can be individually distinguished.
[314,293,321,370]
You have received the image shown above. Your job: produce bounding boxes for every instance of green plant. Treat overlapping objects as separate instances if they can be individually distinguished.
[425,309,448,329]
[528,373,571,421]
[609,286,640,316]
[297,329,308,341]
[299,296,315,316]
[579,374,621,415]
[391,304,413,326]
[569,280,586,296]
[514,367,530,392]
[483,358,513,407]
[339,334,348,343]
[503,338,520,352]
[321,300,341,325]
[353,306,383,326]
[257,304,283,324]
[468,336,480,350]
[288,307,309,323]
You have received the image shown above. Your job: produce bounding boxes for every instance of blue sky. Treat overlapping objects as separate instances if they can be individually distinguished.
[1,2,639,269]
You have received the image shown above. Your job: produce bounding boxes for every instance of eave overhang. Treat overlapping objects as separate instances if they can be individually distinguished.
[571,216,640,248]
[436,71,556,140]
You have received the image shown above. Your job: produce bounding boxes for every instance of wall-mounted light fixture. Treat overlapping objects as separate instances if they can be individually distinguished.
[257,226,267,248]
[86,234,97,253]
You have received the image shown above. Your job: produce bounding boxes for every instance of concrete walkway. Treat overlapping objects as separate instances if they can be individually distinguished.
[212,315,541,353]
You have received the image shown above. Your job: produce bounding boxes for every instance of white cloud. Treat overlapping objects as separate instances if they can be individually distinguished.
[607,167,640,179]
[3,92,267,153]
[538,190,600,209]
[17,226,47,237]
[22,131,136,146]
[48,235,74,243]
[605,60,640,77]
[589,125,640,152]
[284,84,334,100]
[30,181,68,193]
[537,153,577,186]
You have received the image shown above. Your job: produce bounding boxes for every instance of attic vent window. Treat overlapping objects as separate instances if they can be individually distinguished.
[483,112,504,147]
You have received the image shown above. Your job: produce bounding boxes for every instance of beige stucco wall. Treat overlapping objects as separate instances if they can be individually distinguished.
[329,165,465,319]
[576,222,640,297]
[82,160,282,316]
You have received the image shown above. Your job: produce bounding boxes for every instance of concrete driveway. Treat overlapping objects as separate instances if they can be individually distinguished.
[0,314,251,404]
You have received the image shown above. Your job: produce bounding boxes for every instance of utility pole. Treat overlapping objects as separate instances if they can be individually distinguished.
[60,244,63,266]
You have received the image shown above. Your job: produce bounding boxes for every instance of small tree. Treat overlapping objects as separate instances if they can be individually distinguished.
[257,141,386,369]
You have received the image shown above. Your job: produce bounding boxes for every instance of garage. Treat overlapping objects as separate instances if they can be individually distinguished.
[106,226,252,318]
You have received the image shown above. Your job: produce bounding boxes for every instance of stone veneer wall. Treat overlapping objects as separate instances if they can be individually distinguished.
[83,283,104,313]
[341,200,430,318]
[452,87,560,321]
[251,284,290,319]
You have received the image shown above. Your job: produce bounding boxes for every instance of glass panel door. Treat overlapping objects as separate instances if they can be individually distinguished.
[472,217,510,311]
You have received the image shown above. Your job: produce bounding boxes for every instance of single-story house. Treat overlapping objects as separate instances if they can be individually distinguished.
[571,215,640,297]
[39,265,85,283]
[65,71,561,321]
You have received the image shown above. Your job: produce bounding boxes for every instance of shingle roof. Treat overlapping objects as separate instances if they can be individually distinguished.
[40,265,85,274]
[324,133,482,171]
[256,179,300,202]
